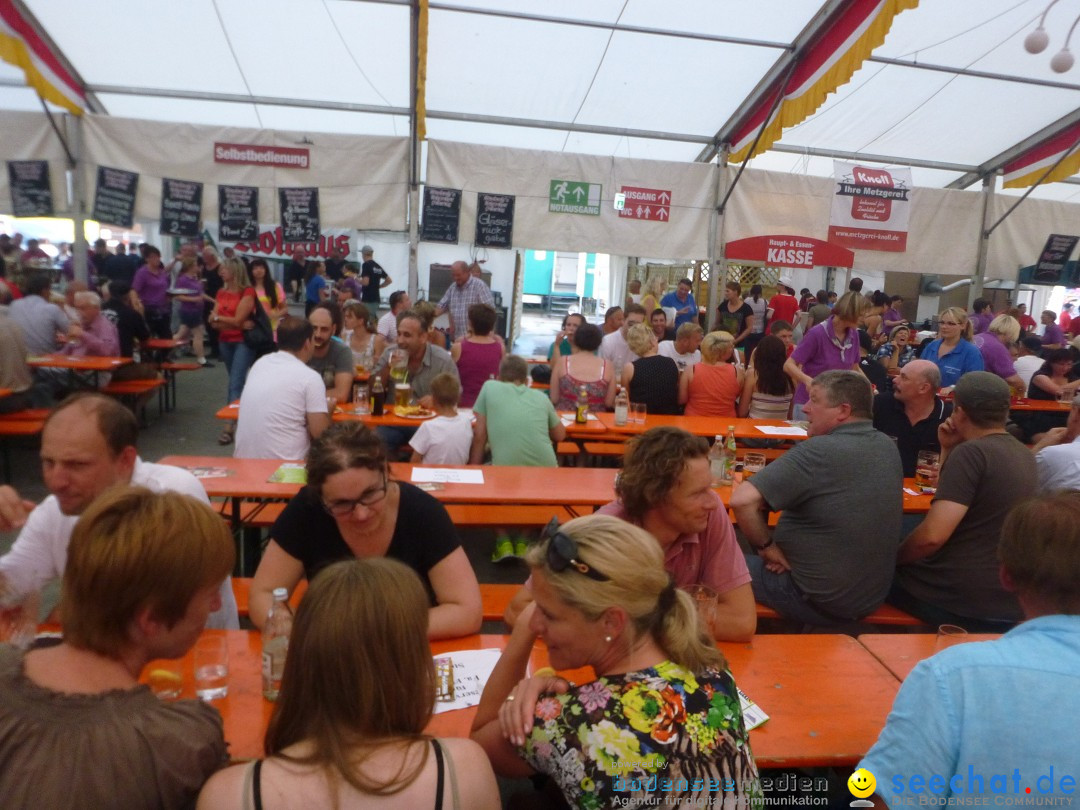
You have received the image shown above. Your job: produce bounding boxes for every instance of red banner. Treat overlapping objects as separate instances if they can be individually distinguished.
[213,143,310,169]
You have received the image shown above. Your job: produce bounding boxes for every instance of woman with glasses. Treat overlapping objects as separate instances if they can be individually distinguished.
[198,558,500,810]
[247,422,482,639]
[471,514,759,809]
[920,307,984,389]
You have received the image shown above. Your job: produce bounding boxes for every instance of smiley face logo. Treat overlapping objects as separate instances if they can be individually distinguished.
[848,769,876,799]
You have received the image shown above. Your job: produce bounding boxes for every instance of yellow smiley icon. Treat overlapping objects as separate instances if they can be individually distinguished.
[848,769,876,799]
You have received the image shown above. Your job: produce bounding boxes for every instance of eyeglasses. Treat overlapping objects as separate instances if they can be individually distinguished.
[938,320,961,326]
[322,474,389,516]
[538,517,609,582]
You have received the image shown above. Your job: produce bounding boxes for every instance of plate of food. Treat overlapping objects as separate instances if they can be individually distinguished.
[394,405,436,419]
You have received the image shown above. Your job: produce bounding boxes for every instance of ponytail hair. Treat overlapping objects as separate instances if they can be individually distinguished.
[525,514,723,674]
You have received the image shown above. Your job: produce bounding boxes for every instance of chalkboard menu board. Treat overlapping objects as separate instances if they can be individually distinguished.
[92,166,138,228]
[7,160,53,217]
[1034,233,1080,284]
[475,192,514,249]
[279,187,320,241]
[218,185,258,241]
[420,186,461,244]
[160,178,203,237]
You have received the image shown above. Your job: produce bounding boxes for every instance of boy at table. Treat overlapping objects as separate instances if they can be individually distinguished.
[409,372,472,465]
[504,426,756,642]
[859,491,1080,806]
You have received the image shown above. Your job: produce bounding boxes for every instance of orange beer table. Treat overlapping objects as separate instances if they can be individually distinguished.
[147,631,899,768]
[857,633,1001,680]
[594,412,807,442]
[27,353,132,389]
[713,476,933,515]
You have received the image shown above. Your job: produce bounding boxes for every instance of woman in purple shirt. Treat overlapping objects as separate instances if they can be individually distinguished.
[973,314,1024,393]
[783,291,867,419]
[131,245,171,338]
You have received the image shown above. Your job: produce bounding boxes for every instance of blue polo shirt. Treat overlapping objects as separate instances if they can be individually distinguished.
[919,338,984,387]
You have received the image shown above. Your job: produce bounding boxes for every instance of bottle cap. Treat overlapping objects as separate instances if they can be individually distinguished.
[272,587,288,601]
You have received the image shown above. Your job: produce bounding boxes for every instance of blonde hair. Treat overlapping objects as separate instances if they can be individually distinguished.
[700,331,735,363]
[643,275,666,300]
[940,306,974,341]
[220,256,250,291]
[988,314,1021,344]
[266,558,436,795]
[831,290,869,324]
[626,322,656,357]
[525,515,724,673]
[61,487,234,657]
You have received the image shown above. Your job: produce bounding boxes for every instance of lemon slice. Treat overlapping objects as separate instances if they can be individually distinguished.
[148,668,182,684]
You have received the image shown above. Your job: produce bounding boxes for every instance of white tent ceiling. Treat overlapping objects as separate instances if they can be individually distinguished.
[2,0,1080,201]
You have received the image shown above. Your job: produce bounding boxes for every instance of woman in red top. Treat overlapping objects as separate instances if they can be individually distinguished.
[210,257,256,444]
[680,331,743,417]
[767,277,800,331]
[452,303,504,407]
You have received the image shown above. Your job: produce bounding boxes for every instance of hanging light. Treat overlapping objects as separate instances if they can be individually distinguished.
[1023,0,1080,73]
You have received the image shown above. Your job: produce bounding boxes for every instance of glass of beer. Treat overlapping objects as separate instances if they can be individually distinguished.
[915,450,940,486]
[743,452,766,478]
[394,383,411,409]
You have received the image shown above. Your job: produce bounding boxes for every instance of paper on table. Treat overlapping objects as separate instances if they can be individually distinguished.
[268,463,307,484]
[560,412,599,425]
[411,467,485,484]
[431,649,503,713]
[755,425,808,437]
[737,687,769,730]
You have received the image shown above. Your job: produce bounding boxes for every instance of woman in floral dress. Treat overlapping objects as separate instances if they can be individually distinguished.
[472,515,759,809]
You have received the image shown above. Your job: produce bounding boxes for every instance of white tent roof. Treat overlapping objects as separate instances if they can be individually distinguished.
[3,0,1080,200]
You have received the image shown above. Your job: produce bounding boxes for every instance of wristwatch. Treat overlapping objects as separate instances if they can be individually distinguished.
[755,537,775,551]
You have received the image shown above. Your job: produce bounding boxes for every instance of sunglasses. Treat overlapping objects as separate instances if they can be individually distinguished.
[537,517,610,582]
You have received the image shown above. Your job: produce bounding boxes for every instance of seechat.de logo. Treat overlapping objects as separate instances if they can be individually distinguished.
[849,769,877,807]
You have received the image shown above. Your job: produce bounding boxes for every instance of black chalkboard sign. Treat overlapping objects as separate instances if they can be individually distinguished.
[1034,233,1080,283]
[475,192,514,249]
[279,187,320,241]
[420,186,461,244]
[160,178,203,237]
[219,185,258,241]
[7,160,53,217]
[92,166,138,228]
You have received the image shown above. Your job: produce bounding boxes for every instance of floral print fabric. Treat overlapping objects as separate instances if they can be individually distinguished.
[520,661,760,809]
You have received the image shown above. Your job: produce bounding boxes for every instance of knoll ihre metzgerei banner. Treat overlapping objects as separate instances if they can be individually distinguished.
[828,161,911,253]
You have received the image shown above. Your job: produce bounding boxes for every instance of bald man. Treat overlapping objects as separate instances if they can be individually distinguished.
[872,359,953,477]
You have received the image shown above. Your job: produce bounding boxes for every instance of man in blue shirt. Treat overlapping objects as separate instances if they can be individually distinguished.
[859,490,1080,806]
[660,277,698,329]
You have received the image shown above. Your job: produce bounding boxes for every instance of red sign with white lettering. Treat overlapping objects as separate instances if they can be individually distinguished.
[213,143,310,169]
[618,186,672,222]
[726,235,855,269]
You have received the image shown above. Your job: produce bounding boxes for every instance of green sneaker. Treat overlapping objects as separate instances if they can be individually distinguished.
[514,538,529,558]
[491,537,515,563]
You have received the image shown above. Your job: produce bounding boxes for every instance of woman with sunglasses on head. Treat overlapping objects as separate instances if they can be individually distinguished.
[471,515,759,810]
[198,558,500,810]
[920,306,984,390]
[247,422,481,639]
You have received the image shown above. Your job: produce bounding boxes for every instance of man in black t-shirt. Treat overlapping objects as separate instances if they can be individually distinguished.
[359,245,391,305]
[872,359,951,476]
[284,247,309,303]
[324,246,347,282]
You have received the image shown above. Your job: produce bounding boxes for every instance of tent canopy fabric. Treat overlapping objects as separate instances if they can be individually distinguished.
[0,0,1077,202]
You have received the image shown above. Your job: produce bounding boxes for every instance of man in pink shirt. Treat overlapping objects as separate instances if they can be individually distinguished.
[503,427,756,641]
[61,291,120,358]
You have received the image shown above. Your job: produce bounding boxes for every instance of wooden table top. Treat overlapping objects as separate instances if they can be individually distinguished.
[713,477,932,514]
[146,631,899,768]
[857,633,1001,680]
[26,354,132,371]
[161,456,618,507]
[594,412,807,441]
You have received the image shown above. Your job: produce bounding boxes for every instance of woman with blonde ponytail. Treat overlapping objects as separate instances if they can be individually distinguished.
[471,514,759,809]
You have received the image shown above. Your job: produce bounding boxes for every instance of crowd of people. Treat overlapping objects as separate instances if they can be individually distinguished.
[2,256,1080,807]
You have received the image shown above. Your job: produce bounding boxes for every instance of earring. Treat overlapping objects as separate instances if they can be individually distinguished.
[604,635,612,643]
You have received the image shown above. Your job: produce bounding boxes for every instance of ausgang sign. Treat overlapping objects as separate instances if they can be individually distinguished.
[725,235,855,269]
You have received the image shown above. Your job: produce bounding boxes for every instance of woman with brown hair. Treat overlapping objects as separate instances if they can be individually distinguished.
[471,515,759,808]
[342,301,386,375]
[247,422,481,639]
[452,303,504,407]
[738,334,794,419]
[0,487,234,809]
[198,558,499,810]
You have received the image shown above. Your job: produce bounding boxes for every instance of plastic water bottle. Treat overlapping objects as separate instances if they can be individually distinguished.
[613,386,629,426]
[709,434,726,486]
[262,587,293,701]
[724,426,738,482]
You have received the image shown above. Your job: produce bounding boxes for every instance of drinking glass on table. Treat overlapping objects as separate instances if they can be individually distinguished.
[389,348,409,385]
[742,452,766,478]
[146,658,184,700]
[394,383,412,409]
[686,584,717,629]
[630,402,647,425]
[194,636,229,700]
[934,624,968,652]
[915,450,940,487]
[1058,388,1075,405]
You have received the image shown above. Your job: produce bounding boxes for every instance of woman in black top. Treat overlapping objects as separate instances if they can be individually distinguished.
[247,422,482,639]
[716,280,755,353]
[621,322,681,415]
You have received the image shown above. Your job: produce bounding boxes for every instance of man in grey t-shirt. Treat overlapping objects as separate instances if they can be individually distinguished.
[731,370,903,625]
[306,304,354,405]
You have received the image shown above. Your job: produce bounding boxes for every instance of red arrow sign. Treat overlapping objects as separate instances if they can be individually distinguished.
[619,185,671,222]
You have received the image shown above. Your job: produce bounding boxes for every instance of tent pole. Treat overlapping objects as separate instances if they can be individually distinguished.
[969,175,996,308]
[407,0,423,298]
[707,146,729,331]
[65,113,88,285]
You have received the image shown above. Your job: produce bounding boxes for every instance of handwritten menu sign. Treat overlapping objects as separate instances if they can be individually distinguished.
[7,160,53,217]
[279,187,320,241]
[420,186,461,244]
[475,192,514,248]
[160,178,203,237]
[218,185,258,241]
[92,166,138,228]
[1033,233,1080,284]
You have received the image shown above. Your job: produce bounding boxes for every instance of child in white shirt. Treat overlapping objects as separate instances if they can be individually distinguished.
[409,373,473,465]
